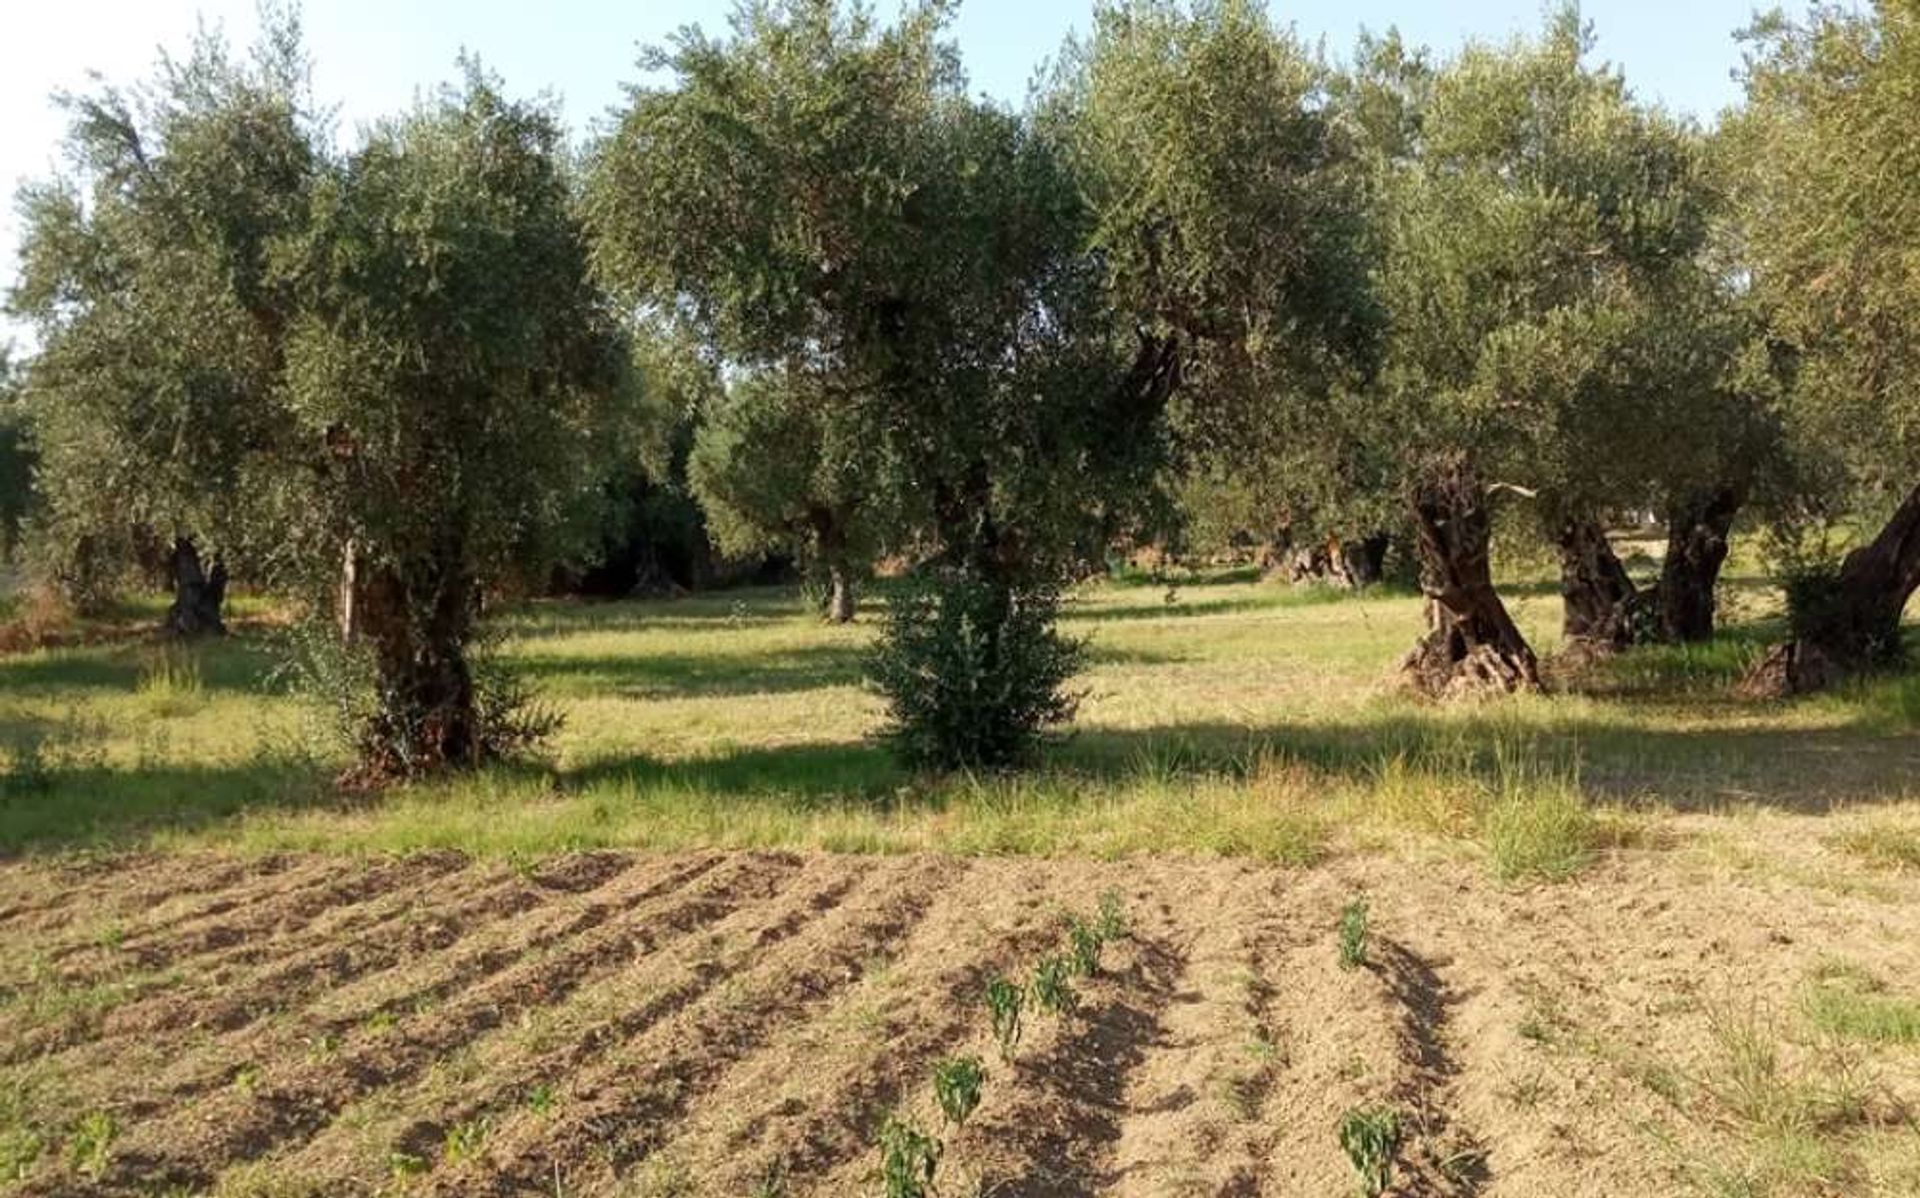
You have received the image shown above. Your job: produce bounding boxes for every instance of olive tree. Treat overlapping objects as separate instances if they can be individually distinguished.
[591,1,1168,767]
[0,352,30,563]
[8,14,318,635]
[689,368,889,622]
[1045,0,1376,555]
[1731,1,1920,692]
[286,68,632,778]
[1351,12,1721,692]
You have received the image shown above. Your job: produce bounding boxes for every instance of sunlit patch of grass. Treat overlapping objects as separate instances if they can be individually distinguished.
[1832,820,1920,872]
[135,647,206,718]
[1663,1002,1889,1197]
[1803,962,1920,1045]
[1,574,1915,858]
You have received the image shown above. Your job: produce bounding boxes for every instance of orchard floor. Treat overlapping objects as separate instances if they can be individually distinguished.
[2,570,1920,1194]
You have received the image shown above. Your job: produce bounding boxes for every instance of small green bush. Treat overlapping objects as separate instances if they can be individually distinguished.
[985,977,1025,1061]
[866,570,1083,771]
[931,1055,985,1127]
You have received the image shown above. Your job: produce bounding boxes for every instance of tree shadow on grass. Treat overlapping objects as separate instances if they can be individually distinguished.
[504,641,1181,701]
[0,759,346,856]
[0,636,284,695]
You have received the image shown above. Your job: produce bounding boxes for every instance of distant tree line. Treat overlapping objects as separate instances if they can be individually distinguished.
[3,0,1916,778]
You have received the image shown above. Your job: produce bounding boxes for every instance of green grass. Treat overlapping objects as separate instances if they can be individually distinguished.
[1804,963,1920,1045]
[2,576,1917,868]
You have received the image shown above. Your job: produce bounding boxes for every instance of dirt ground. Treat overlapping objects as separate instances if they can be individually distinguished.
[2,821,1918,1196]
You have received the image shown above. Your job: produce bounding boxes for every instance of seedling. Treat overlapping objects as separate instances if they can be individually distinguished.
[931,1055,985,1127]
[66,1111,115,1178]
[526,1082,556,1116]
[986,977,1025,1061]
[443,1117,489,1164]
[877,1115,941,1198]
[1067,918,1103,978]
[1337,1105,1400,1197]
[1338,897,1370,970]
[388,1151,429,1182]
[1096,889,1128,941]
[1031,954,1079,1016]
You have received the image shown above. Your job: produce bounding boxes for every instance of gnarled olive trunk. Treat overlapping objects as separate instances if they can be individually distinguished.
[352,539,480,780]
[1556,518,1640,653]
[1654,487,1740,643]
[1745,482,1920,696]
[1401,469,1541,697]
[825,563,856,624]
[164,536,228,638]
[810,507,858,624]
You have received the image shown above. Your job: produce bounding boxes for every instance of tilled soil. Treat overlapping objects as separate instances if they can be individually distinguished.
[2,823,1917,1196]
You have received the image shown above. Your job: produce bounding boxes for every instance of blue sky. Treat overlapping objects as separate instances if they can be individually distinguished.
[2,1,1770,346]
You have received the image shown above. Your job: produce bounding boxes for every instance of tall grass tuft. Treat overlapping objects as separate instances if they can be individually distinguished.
[136,647,206,718]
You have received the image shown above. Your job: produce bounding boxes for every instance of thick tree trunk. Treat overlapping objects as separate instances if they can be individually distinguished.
[351,543,480,780]
[1745,482,1920,696]
[1556,518,1641,653]
[1337,533,1392,589]
[1654,487,1740,643]
[825,562,856,624]
[1400,469,1541,697]
[164,537,227,638]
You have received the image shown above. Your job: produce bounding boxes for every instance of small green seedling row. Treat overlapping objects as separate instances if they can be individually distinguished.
[1338,896,1370,971]
[1337,1104,1400,1197]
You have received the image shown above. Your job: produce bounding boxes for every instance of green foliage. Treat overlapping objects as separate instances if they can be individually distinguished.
[65,1110,115,1179]
[1336,1105,1400,1197]
[1067,917,1104,978]
[876,1114,941,1198]
[1337,897,1370,970]
[1096,889,1128,942]
[1732,1,1920,497]
[985,977,1025,1062]
[593,1,1174,766]
[0,353,33,563]
[930,1055,985,1127]
[1031,953,1080,1016]
[867,570,1085,771]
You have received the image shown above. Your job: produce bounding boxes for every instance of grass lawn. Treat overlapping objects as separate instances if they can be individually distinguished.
[2,569,1916,871]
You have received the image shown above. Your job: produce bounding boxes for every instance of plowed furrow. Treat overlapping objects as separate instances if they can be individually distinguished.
[101,867,531,1043]
[29,856,339,969]
[72,853,798,1193]
[40,854,463,997]
[13,855,708,1162]
[446,855,957,1197]
[0,855,264,939]
[1256,894,1431,1196]
[1101,865,1283,1197]
[672,859,1067,1194]
[1375,939,1486,1196]
[0,859,522,1067]
[949,879,1190,1198]
[258,856,873,1191]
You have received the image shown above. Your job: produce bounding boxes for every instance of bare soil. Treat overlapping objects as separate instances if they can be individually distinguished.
[2,822,1917,1196]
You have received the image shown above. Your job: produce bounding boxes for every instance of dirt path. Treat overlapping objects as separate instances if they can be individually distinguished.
[2,827,1918,1196]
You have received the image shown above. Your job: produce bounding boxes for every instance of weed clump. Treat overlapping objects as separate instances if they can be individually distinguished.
[1337,1105,1400,1197]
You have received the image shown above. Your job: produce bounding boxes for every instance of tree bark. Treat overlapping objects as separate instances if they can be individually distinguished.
[1400,468,1542,697]
[1745,481,1920,696]
[163,536,227,638]
[1337,533,1392,589]
[1556,518,1641,653]
[825,561,856,624]
[338,539,361,644]
[351,540,480,780]
[1652,487,1740,643]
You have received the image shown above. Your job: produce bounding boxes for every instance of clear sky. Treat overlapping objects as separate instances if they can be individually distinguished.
[1,0,1770,349]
